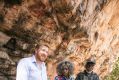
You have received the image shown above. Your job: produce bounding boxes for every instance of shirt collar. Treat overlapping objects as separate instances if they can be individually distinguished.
[31,55,45,65]
[31,55,37,63]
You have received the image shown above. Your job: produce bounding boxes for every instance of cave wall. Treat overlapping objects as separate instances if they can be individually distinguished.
[0,0,119,80]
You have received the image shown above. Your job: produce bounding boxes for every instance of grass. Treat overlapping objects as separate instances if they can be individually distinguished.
[104,57,119,80]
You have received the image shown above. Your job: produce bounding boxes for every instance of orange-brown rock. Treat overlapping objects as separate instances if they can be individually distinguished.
[0,0,119,80]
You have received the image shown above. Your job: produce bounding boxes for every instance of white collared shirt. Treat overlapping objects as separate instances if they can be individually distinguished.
[16,55,47,80]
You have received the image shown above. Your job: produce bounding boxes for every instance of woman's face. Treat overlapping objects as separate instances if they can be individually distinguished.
[62,67,69,76]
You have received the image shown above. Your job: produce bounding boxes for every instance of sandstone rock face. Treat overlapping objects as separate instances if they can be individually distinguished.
[0,0,119,80]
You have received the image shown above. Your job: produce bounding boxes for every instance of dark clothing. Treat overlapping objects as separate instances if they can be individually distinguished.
[75,70,99,80]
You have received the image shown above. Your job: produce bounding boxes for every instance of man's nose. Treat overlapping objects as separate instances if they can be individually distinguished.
[42,51,48,56]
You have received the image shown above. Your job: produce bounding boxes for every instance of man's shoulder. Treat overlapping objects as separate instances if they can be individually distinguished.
[77,71,85,75]
[92,72,99,76]
[16,57,32,68]
[76,71,99,78]
[18,57,31,63]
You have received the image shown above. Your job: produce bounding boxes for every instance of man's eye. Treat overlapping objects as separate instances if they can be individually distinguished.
[41,49,48,52]
[42,49,46,51]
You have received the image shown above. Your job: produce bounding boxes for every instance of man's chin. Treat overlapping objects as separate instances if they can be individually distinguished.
[41,60,45,62]
[40,58,46,62]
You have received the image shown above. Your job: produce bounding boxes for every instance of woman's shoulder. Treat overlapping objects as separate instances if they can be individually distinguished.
[54,76,66,80]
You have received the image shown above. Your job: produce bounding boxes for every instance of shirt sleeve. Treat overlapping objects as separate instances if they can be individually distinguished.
[16,59,29,80]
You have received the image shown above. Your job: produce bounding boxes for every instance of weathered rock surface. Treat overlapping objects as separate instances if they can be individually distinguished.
[0,0,119,80]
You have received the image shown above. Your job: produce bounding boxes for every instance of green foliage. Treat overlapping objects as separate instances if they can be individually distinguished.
[104,58,119,80]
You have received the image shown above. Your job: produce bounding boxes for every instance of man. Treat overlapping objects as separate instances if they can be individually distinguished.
[16,44,49,80]
[75,58,99,80]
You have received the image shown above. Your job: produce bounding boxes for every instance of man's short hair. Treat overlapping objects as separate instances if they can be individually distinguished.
[35,43,49,49]
[85,58,96,66]
[31,43,49,54]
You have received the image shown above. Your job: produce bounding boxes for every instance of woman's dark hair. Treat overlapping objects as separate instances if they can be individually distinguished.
[56,61,74,76]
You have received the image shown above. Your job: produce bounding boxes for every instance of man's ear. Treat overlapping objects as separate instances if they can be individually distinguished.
[34,49,38,54]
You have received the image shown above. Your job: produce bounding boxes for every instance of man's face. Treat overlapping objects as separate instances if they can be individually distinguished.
[35,45,49,62]
[85,63,95,72]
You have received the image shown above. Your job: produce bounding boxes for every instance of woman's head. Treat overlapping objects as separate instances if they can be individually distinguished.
[56,61,74,77]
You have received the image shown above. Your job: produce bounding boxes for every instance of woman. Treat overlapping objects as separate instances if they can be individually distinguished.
[54,61,75,80]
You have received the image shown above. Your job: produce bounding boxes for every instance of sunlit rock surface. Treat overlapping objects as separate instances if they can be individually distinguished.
[0,0,119,80]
